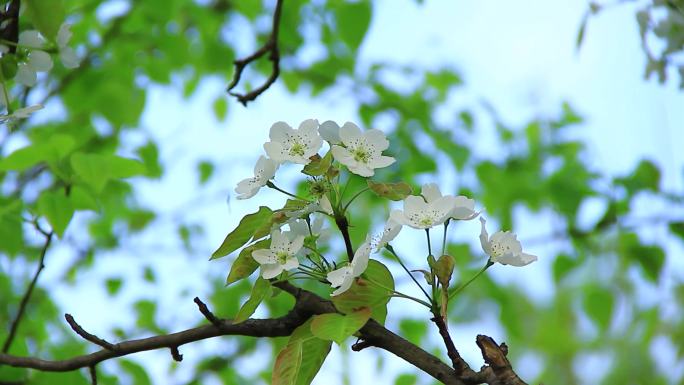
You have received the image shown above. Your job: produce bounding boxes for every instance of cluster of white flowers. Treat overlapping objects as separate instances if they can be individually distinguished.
[1,24,80,89]
[243,119,536,296]
[235,119,396,199]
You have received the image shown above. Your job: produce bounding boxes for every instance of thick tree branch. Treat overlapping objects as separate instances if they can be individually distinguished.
[226,0,284,106]
[2,230,53,353]
[1,281,528,385]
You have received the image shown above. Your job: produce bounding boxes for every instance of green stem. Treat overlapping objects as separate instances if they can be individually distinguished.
[0,64,11,115]
[366,277,431,308]
[441,219,450,256]
[266,181,309,201]
[425,229,432,256]
[385,245,432,302]
[342,187,370,212]
[447,260,494,301]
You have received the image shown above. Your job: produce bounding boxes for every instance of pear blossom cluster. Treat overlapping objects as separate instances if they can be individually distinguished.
[237,119,537,297]
[235,119,396,199]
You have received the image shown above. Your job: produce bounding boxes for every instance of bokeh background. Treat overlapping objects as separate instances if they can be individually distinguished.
[1,0,683,384]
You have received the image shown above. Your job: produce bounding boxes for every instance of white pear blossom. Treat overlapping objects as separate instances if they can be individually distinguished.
[264,119,323,165]
[252,230,304,279]
[373,218,402,252]
[390,193,456,230]
[288,216,331,247]
[285,195,334,218]
[327,238,372,296]
[16,31,53,87]
[421,183,478,220]
[330,122,395,177]
[479,217,537,266]
[235,156,277,199]
[57,23,79,69]
[0,104,43,123]
[319,120,342,144]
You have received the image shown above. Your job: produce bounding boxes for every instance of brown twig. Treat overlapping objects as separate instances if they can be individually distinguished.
[193,297,221,326]
[475,335,528,385]
[64,314,117,351]
[431,315,475,377]
[88,365,97,385]
[226,0,284,106]
[169,346,183,362]
[2,230,53,353]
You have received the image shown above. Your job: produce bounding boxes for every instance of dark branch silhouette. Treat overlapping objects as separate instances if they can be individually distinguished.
[226,0,284,106]
[0,281,528,385]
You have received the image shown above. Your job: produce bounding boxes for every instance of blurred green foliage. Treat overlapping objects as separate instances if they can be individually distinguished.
[1,1,683,384]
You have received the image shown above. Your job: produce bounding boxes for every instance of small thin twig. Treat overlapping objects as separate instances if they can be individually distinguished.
[227,0,284,106]
[430,315,473,376]
[351,339,372,351]
[2,230,53,353]
[64,314,117,351]
[88,365,97,385]
[193,297,221,326]
[169,346,183,362]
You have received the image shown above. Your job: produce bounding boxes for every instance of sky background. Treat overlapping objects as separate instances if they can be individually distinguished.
[36,0,684,383]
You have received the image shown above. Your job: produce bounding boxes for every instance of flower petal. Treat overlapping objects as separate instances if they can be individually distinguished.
[269,121,293,142]
[421,183,443,203]
[364,129,390,151]
[57,23,72,48]
[264,141,285,163]
[28,50,53,72]
[16,64,37,87]
[370,155,395,169]
[479,217,492,256]
[339,122,362,145]
[260,263,284,279]
[327,266,352,287]
[60,47,80,68]
[18,31,44,47]
[319,120,341,144]
[252,249,277,264]
[282,256,300,271]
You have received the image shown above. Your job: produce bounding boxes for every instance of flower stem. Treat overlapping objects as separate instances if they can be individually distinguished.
[342,187,370,212]
[441,219,450,256]
[366,277,431,308]
[385,245,432,302]
[425,229,432,256]
[266,181,308,201]
[0,64,12,115]
[447,260,494,301]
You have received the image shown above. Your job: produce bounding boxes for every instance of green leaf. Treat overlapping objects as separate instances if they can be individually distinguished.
[617,159,661,195]
[226,239,270,285]
[302,151,333,176]
[105,278,123,296]
[36,189,74,238]
[272,340,303,385]
[69,185,99,211]
[552,253,581,283]
[234,277,271,323]
[619,232,665,282]
[273,320,331,385]
[198,160,215,184]
[310,307,371,344]
[213,97,228,121]
[335,0,372,50]
[119,359,152,385]
[1,55,18,79]
[71,153,146,193]
[670,221,684,244]
[367,180,412,201]
[398,319,428,345]
[0,198,24,255]
[0,135,75,172]
[333,260,394,324]
[24,0,65,39]
[212,206,273,259]
[583,285,614,330]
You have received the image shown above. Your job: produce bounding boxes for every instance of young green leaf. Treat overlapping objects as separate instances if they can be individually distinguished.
[226,239,270,285]
[332,260,394,324]
[36,189,74,238]
[272,340,303,385]
[367,180,412,201]
[234,277,271,323]
[273,320,331,385]
[310,307,371,344]
[302,151,333,176]
[212,206,273,259]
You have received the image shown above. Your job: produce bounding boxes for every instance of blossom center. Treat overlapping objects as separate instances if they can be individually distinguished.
[352,145,371,163]
[489,242,510,257]
[289,142,306,157]
[276,251,290,264]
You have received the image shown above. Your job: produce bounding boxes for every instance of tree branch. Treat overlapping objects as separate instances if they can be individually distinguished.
[64,314,117,351]
[226,0,284,106]
[2,230,54,353]
[1,281,528,385]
